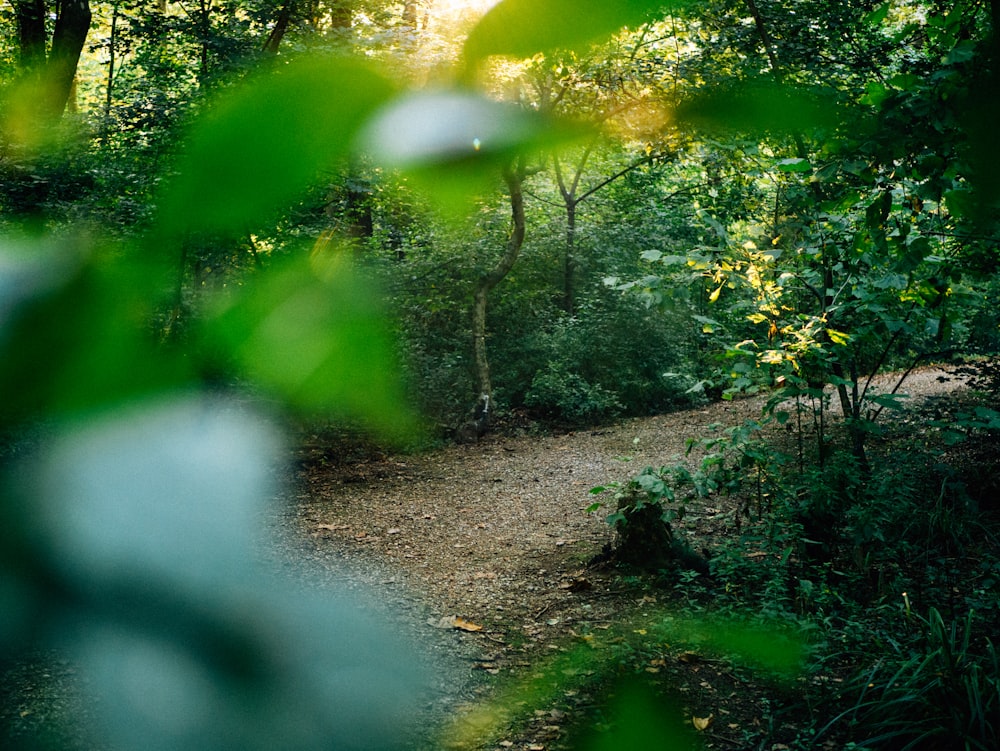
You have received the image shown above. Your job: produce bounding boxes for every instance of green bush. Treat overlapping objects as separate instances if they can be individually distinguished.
[524,361,623,425]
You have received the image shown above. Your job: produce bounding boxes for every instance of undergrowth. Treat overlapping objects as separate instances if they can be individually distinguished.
[584,386,1000,750]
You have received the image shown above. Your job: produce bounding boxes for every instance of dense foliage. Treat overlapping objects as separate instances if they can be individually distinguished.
[2,0,999,749]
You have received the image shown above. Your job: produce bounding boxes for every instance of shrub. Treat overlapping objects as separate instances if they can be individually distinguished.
[524,362,623,426]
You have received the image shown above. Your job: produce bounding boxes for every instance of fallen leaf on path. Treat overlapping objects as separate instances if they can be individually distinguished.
[454,617,483,632]
[692,714,714,731]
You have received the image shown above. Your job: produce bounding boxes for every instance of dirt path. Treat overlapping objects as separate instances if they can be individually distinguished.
[279,365,968,748]
[0,366,972,751]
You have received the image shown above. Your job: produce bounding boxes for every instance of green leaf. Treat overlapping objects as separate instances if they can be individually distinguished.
[36,397,281,590]
[461,0,673,74]
[155,58,395,240]
[873,273,908,290]
[887,73,920,90]
[0,244,189,424]
[972,406,1000,429]
[860,81,890,107]
[864,2,890,26]
[665,617,804,676]
[584,680,696,751]
[943,188,975,219]
[201,250,416,440]
[606,510,627,527]
[692,314,721,333]
[777,157,812,173]
[31,397,427,751]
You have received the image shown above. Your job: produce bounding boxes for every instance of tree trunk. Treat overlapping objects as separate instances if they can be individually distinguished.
[263,2,294,55]
[328,0,352,30]
[197,0,211,86]
[563,199,577,314]
[402,0,419,29]
[13,0,91,121]
[553,144,652,315]
[46,0,92,118]
[463,164,526,440]
[101,1,119,144]
[14,0,47,74]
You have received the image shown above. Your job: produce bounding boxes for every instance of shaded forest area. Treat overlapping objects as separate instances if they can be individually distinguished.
[2,0,1000,749]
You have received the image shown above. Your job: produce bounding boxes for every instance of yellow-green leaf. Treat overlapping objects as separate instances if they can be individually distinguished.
[826,328,851,345]
[461,0,674,77]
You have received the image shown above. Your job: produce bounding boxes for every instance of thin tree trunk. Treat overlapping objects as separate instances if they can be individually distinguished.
[402,0,419,29]
[465,163,526,439]
[328,0,352,30]
[563,199,577,314]
[198,0,211,86]
[263,2,294,55]
[102,1,119,144]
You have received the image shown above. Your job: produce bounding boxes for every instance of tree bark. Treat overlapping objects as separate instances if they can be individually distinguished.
[197,0,211,85]
[263,2,294,55]
[12,0,92,121]
[14,0,47,73]
[102,1,119,143]
[47,0,92,117]
[563,199,577,313]
[465,163,526,439]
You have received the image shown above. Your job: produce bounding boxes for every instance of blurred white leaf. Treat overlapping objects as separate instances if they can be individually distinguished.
[24,394,428,750]
[35,395,281,594]
[359,91,535,167]
[76,587,426,751]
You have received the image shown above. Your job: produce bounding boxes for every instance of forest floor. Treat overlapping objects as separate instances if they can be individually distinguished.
[1,365,974,751]
[280,365,971,750]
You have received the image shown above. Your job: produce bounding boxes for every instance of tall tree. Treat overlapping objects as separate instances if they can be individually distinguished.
[461,160,527,440]
[11,0,92,121]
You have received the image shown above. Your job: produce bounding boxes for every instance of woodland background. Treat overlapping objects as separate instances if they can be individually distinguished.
[2,0,1000,749]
